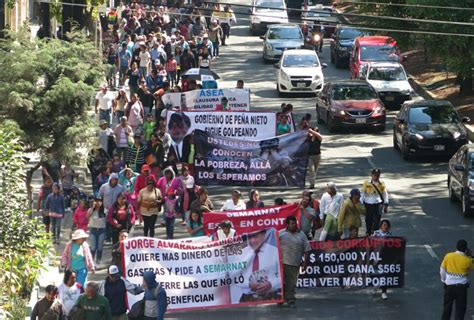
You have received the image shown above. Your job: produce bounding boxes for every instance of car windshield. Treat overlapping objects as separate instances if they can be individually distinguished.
[283,54,319,67]
[368,66,406,81]
[306,11,331,17]
[256,0,285,9]
[268,28,302,40]
[339,28,364,40]
[307,0,332,5]
[360,45,399,62]
[409,106,460,124]
[331,85,378,100]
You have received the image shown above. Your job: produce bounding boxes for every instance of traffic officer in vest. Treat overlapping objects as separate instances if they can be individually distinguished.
[360,168,389,236]
[440,239,474,320]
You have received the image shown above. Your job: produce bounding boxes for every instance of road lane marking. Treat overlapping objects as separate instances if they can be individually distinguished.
[424,244,440,260]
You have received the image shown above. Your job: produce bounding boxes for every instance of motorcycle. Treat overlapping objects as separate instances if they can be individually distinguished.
[304,28,324,53]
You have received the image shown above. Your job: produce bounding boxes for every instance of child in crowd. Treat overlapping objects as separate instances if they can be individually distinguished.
[277,113,291,135]
[164,189,178,239]
[111,154,125,173]
[300,113,311,130]
[373,219,392,300]
[143,113,155,141]
[73,199,89,231]
[186,209,205,237]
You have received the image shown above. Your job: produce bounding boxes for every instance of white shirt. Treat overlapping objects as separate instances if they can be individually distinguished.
[181,175,195,189]
[58,282,83,315]
[98,128,114,151]
[319,192,344,219]
[139,50,151,68]
[215,227,236,240]
[221,199,246,211]
[95,91,115,110]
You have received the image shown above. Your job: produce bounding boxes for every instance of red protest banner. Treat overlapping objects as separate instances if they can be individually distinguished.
[203,203,300,235]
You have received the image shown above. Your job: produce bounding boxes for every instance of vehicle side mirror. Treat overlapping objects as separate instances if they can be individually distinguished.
[454,164,465,172]
[462,116,470,123]
[259,35,265,40]
[274,63,279,69]
[321,63,328,69]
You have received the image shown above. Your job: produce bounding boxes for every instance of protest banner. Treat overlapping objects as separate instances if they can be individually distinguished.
[203,203,300,235]
[298,237,406,288]
[167,111,277,140]
[193,129,310,187]
[122,229,284,311]
[162,88,250,111]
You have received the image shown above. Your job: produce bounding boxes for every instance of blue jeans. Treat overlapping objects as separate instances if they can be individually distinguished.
[165,217,175,239]
[89,227,106,264]
[74,267,88,287]
[51,217,62,242]
[99,109,111,127]
[116,110,125,123]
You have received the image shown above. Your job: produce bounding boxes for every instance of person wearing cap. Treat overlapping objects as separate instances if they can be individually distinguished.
[114,115,133,162]
[95,84,116,127]
[337,188,366,239]
[61,229,95,287]
[87,196,107,266]
[99,119,115,157]
[45,183,66,245]
[138,177,162,237]
[319,182,344,241]
[440,239,474,319]
[221,190,246,211]
[98,265,143,319]
[209,19,223,59]
[126,131,148,173]
[118,42,131,86]
[360,168,389,236]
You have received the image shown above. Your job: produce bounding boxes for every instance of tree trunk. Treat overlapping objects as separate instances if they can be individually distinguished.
[26,162,41,213]
[459,75,473,96]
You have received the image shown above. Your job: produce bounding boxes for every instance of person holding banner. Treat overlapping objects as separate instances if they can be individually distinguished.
[373,219,393,300]
[338,189,366,239]
[221,190,246,211]
[246,189,264,209]
[279,216,310,308]
[187,208,205,237]
[319,182,344,241]
[190,187,214,213]
[230,229,282,303]
[213,220,237,240]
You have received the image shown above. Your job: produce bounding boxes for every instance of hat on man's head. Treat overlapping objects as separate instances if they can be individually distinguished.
[99,119,108,126]
[108,265,120,275]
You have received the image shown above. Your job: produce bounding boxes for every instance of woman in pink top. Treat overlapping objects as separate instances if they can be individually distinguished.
[165,54,178,87]
[126,93,144,133]
[73,199,89,231]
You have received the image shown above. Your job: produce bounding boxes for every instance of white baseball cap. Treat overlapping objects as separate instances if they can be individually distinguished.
[108,265,120,275]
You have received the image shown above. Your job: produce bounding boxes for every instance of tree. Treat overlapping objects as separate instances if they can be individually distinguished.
[0,125,51,319]
[354,0,474,95]
[0,31,105,205]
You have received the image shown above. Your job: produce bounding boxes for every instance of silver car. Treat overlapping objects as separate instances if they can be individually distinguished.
[261,24,305,63]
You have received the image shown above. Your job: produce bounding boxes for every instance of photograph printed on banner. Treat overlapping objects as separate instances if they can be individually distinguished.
[193,129,310,187]
[228,228,283,303]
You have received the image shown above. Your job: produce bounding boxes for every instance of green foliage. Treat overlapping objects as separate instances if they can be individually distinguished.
[0,30,104,163]
[0,128,52,317]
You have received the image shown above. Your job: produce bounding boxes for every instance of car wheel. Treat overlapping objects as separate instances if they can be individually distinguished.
[401,140,411,160]
[393,132,400,150]
[448,178,457,202]
[327,113,336,132]
[461,192,472,217]
[330,51,335,64]
[316,105,323,124]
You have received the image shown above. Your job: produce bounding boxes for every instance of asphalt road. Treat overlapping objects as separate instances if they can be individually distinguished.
[166,5,474,320]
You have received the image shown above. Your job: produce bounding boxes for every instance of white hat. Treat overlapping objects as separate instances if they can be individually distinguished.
[71,229,89,240]
[108,265,120,275]
[171,35,177,39]
[327,182,337,190]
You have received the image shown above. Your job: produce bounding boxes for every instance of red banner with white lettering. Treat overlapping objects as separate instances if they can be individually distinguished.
[203,204,300,236]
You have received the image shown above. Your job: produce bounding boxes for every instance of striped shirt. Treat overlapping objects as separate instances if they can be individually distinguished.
[126,144,147,170]
[440,251,474,285]
[279,229,310,266]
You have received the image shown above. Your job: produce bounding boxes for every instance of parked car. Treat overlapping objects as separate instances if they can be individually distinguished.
[262,24,304,63]
[275,49,326,95]
[250,0,289,35]
[330,26,368,68]
[393,100,469,160]
[349,36,403,79]
[315,80,386,132]
[447,144,474,217]
[362,62,414,109]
